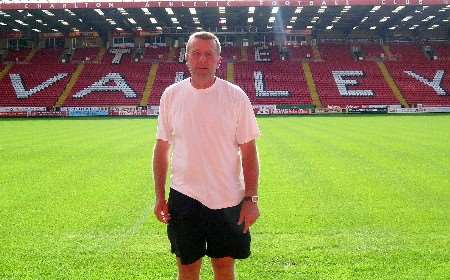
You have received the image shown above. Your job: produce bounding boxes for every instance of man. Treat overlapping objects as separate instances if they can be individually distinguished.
[153,31,260,280]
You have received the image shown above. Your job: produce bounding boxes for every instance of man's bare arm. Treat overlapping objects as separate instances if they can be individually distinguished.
[153,139,171,223]
[238,140,260,233]
[240,140,259,196]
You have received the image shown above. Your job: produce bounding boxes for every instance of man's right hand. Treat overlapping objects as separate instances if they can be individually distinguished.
[154,198,171,224]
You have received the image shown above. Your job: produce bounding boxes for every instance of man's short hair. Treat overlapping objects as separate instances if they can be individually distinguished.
[186,32,221,55]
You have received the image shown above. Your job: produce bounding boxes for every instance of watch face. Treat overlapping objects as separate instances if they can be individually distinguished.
[244,196,258,203]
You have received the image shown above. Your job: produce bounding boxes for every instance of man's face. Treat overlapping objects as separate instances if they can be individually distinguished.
[186,37,221,81]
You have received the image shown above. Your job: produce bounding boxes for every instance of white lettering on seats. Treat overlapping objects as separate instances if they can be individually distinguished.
[179,48,186,63]
[73,72,136,98]
[254,71,290,97]
[174,72,185,83]
[255,47,271,62]
[10,73,68,99]
[404,70,447,96]
[332,70,374,96]
[110,48,130,64]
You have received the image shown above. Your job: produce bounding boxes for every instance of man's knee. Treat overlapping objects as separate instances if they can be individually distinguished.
[211,257,235,277]
[177,258,202,280]
[211,257,234,269]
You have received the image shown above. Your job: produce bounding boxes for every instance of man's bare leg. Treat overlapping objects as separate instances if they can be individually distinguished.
[211,257,235,280]
[177,258,202,280]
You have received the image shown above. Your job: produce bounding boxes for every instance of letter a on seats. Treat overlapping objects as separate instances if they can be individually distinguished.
[73,72,137,98]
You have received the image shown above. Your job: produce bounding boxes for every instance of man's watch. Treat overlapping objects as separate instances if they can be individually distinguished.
[243,195,258,203]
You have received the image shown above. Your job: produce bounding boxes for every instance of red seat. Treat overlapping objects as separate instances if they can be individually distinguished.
[309,61,399,107]
[385,61,450,106]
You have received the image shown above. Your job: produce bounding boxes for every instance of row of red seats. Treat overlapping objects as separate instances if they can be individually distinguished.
[0,63,75,107]
[0,61,448,107]
[3,43,449,64]
[71,48,98,62]
[385,61,450,106]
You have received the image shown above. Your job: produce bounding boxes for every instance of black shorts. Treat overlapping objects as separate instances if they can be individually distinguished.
[167,188,251,265]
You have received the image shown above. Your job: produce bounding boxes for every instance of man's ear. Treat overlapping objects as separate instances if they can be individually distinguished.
[217,56,222,69]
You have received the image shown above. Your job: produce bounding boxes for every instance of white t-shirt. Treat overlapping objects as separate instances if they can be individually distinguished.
[156,77,260,209]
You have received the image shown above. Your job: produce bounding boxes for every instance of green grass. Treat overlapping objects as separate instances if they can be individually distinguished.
[1,115,449,279]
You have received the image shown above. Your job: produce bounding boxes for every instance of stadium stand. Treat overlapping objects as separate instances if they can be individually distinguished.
[234,61,312,106]
[148,62,189,106]
[432,43,450,61]
[385,61,450,107]
[246,46,282,62]
[309,61,399,107]
[0,63,76,107]
[105,48,133,64]
[30,48,65,64]
[147,62,227,106]
[357,43,385,60]
[388,43,429,62]
[319,42,354,62]
[71,47,99,63]
[142,46,169,61]
[286,45,314,61]
[62,63,150,107]
[1,41,449,110]
[4,49,31,63]
[221,46,241,62]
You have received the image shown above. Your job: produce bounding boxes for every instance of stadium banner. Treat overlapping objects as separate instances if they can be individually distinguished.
[68,110,109,117]
[423,107,450,113]
[285,30,313,36]
[347,105,388,114]
[388,107,425,113]
[254,105,312,115]
[0,32,23,39]
[68,31,99,38]
[61,107,109,117]
[109,106,147,116]
[68,31,81,38]
[81,32,100,38]
[136,30,164,37]
[112,30,134,37]
[60,106,109,112]
[388,106,450,113]
[253,105,276,115]
[39,32,64,39]
[28,111,68,117]
[315,106,345,113]
[0,111,27,117]
[277,104,315,110]
[0,0,447,10]
[273,106,312,115]
[147,106,160,116]
[0,107,46,112]
[0,111,67,118]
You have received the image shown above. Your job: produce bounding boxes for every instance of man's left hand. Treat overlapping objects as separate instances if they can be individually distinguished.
[237,202,260,234]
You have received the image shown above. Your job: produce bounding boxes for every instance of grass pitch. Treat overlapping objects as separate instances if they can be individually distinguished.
[1,115,449,279]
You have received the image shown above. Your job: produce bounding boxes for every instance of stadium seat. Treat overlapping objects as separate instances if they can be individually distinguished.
[71,48,99,63]
[385,61,450,106]
[234,61,312,105]
[0,63,76,107]
[309,61,399,107]
[64,63,150,107]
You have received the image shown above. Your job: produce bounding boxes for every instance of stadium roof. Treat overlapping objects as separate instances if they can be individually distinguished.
[0,0,448,40]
